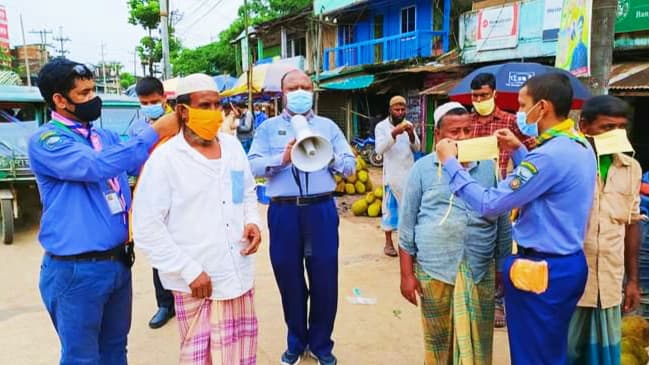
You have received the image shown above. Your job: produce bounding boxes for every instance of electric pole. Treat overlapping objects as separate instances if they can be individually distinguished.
[160,0,171,80]
[29,28,52,67]
[53,26,70,58]
[100,42,107,94]
[588,0,617,95]
[244,0,253,112]
[19,14,31,86]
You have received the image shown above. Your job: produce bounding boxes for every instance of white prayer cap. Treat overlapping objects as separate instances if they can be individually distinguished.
[434,101,467,127]
[176,73,219,97]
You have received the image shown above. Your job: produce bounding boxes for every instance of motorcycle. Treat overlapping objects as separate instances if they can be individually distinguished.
[351,136,383,167]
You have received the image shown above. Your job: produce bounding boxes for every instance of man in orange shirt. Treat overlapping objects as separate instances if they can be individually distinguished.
[128,76,175,329]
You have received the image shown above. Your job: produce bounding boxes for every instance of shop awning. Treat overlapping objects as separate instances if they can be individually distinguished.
[419,79,462,96]
[609,63,649,90]
[319,74,375,90]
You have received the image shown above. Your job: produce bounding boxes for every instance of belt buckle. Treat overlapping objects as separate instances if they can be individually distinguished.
[296,196,308,206]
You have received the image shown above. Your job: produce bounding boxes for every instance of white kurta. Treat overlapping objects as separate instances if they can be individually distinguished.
[374,118,420,199]
[132,132,262,300]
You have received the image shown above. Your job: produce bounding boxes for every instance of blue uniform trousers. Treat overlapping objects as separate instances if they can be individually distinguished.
[39,254,132,365]
[503,250,588,365]
[268,198,339,358]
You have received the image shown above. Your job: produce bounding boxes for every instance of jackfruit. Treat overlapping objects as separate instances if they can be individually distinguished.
[356,157,367,171]
[358,170,369,183]
[346,174,357,184]
[365,192,376,204]
[365,179,374,191]
[621,353,641,365]
[351,199,368,216]
[621,337,649,365]
[345,183,356,195]
[335,181,345,193]
[622,315,649,346]
[374,187,384,199]
[355,181,366,194]
[368,201,381,217]
[334,175,342,183]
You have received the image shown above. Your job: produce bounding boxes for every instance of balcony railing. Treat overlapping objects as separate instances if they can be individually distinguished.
[323,30,448,71]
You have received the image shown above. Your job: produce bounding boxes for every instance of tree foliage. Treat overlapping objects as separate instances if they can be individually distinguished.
[171,0,311,76]
[128,0,182,76]
[120,72,137,89]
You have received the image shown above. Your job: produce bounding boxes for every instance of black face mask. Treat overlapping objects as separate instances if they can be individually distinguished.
[66,96,102,122]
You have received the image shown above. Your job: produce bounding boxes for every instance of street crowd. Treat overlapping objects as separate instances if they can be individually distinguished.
[25,57,648,365]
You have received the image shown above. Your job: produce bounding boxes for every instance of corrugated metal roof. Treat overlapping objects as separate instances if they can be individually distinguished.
[419,79,462,96]
[609,63,649,90]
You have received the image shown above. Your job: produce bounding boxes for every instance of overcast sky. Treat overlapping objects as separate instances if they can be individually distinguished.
[4,0,243,76]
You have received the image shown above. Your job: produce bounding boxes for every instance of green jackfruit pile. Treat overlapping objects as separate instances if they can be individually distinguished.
[335,156,375,196]
[621,315,649,364]
[351,188,384,218]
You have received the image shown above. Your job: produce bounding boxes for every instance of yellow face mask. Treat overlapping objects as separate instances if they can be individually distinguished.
[472,98,496,116]
[456,135,499,163]
[184,105,223,141]
[591,128,634,156]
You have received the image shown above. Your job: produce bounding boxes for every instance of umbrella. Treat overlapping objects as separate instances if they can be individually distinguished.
[449,62,591,111]
[213,75,238,93]
[220,63,297,97]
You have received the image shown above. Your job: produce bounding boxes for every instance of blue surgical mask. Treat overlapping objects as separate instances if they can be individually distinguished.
[516,103,541,137]
[286,90,313,114]
[141,103,165,120]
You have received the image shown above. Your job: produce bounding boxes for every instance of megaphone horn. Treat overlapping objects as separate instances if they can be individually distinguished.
[290,115,334,173]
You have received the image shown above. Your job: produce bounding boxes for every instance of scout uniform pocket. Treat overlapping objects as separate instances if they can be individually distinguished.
[509,258,549,294]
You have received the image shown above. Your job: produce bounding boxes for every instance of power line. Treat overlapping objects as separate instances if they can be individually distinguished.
[28,28,53,65]
[53,26,70,57]
[177,0,225,36]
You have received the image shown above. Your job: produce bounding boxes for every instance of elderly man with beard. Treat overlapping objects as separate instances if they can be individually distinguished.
[375,95,420,257]
[248,69,355,365]
[132,74,262,365]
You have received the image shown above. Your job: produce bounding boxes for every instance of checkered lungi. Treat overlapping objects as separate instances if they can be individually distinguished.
[174,289,258,365]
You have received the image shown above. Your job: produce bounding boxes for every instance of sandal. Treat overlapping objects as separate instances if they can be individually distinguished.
[384,245,398,257]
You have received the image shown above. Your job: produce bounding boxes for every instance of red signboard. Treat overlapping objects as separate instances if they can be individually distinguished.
[0,6,9,51]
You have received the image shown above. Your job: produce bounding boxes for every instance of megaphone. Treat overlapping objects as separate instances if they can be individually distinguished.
[290,114,334,172]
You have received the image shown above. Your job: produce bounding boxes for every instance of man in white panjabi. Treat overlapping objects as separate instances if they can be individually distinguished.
[132,73,262,365]
[374,95,420,257]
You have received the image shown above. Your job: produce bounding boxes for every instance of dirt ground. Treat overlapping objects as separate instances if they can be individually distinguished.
[0,167,510,365]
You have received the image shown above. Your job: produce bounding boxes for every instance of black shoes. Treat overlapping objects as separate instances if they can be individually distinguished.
[149,307,175,329]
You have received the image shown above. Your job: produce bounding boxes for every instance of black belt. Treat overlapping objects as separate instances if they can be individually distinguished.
[271,192,333,206]
[517,246,579,258]
[48,244,127,262]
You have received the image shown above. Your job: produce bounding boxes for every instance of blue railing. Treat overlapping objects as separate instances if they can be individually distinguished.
[323,30,448,70]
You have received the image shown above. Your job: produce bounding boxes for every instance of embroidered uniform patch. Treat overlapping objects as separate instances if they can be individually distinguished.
[40,132,65,150]
[510,161,538,190]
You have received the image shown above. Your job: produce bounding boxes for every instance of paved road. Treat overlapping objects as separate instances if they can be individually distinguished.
[0,202,510,364]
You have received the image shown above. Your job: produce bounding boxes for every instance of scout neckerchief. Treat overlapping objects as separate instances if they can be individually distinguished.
[536,119,588,147]
[510,119,587,223]
[50,111,127,224]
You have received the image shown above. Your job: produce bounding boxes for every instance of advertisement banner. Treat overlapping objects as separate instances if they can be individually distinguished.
[0,6,9,51]
[616,0,649,33]
[555,0,592,77]
[543,0,563,41]
[476,2,520,51]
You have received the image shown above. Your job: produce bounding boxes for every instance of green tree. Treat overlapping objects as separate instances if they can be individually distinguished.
[0,48,13,71]
[128,0,182,76]
[120,72,137,89]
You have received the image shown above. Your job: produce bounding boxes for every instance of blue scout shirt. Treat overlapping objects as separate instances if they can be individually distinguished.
[399,154,512,285]
[248,110,356,197]
[28,121,158,255]
[443,125,596,255]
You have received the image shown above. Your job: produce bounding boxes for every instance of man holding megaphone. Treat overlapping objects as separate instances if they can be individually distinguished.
[248,70,355,365]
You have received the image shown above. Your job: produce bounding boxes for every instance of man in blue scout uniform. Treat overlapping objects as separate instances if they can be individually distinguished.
[27,58,178,365]
[248,69,356,365]
[436,73,597,365]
